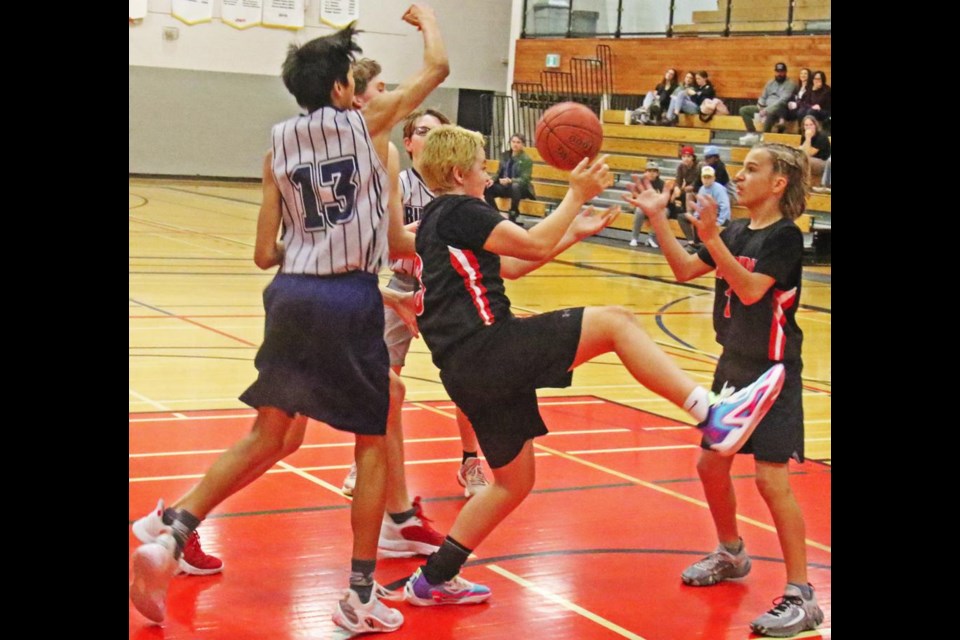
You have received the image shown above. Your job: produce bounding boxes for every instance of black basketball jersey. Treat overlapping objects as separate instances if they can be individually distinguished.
[413,195,512,367]
[698,218,804,363]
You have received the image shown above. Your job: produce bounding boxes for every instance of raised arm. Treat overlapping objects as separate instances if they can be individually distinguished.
[363,4,449,141]
[483,155,612,262]
[253,151,285,270]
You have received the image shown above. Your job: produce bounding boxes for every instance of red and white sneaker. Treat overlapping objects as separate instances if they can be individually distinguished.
[378,496,445,558]
[132,499,224,576]
[456,457,490,498]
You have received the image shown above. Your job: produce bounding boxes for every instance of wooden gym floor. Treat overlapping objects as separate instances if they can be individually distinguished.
[129,177,830,639]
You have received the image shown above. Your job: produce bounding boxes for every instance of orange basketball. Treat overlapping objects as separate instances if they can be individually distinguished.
[534,102,604,171]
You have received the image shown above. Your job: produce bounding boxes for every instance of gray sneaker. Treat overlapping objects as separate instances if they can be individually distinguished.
[681,542,751,586]
[750,583,824,637]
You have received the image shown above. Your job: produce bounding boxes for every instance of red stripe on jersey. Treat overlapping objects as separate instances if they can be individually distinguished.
[448,247,495,325]
[768,287,797,361]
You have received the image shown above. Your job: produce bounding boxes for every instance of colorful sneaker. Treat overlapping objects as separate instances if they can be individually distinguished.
[681,542,751,586]
[341,462,358,497]
[404,567,491,606]
[456,458,490,498]
[130,532,179,623]
[378,496,445,557]
[698,363,785,456]
[132,499,223,575]
[332,588,404,634]
[750,584,824,637]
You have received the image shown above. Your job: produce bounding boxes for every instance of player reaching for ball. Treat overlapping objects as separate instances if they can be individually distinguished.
[400,124,787,606]
[624,142,824,637]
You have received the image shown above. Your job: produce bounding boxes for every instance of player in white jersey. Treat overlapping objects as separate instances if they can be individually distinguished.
[129,7,449,635]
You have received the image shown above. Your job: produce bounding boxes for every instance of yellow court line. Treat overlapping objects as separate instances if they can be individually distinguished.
[485,564,648,640]
[412,402,830,553]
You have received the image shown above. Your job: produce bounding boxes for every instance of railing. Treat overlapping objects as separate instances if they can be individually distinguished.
[521,0,831,39]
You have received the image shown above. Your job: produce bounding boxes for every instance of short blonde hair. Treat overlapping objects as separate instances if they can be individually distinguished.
[418,125,485,194]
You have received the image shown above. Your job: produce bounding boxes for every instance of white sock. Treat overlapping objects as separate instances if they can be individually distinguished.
[683,387,710,423]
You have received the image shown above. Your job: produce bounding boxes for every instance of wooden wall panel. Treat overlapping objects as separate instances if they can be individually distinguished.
[514,36,831,99]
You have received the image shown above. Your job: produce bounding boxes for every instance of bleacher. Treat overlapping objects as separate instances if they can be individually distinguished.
[487,108,830,261]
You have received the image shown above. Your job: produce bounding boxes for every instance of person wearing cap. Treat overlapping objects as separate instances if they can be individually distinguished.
[692,145,731,194]
[628,160,666,248]
[670,145,699,219]
[739,62,797,133]
[679,164,730,250]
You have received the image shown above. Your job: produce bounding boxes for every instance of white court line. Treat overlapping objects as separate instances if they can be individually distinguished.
[128,388,186,419]
[485,564,647,640]
[566,445,699,454]
[274,460,344,496]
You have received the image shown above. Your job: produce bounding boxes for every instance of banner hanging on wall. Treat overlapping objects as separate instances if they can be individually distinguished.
[263,0,305,30]
[172,0,214,25]
[129,0,148,21]
[320,0,359,28]
[222,0,263,29]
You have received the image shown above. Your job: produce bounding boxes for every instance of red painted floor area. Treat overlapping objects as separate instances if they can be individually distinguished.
[129,398,831,639]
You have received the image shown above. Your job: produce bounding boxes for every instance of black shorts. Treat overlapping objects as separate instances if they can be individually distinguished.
[239,272,389,436]
[706,355,804,463]
[438,308,584,468]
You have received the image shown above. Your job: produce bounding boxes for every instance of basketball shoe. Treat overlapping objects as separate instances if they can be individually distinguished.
[332,588,404,634]
[341,462,358,497]
[132,499,223,575]
[750,583,824,637]
[404,568,491,606]
[698,363,785,456]
[456,457,490,498]
[130,532,179,623]
[378,496,445,557]
[681,541,751,586]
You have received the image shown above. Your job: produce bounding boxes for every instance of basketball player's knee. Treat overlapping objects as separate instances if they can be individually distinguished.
[754,472,791,503]
[696,453,729,483]
[601,305,641,334]
[389,372,406,406]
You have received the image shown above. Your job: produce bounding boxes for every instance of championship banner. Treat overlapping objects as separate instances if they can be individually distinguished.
[263,0,305,30]
[320,0,359,28]
[222,0,263,29]
[172,0,214,25]
[129,0,148,21]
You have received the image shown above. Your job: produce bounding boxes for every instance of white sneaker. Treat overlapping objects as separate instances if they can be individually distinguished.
[341,462,358,497]
[628,238,638,247]
[456,457,490,498]
[130,532,179,623]
[646,236,659,249]
[132,499,223,575]
[332,588,404,634]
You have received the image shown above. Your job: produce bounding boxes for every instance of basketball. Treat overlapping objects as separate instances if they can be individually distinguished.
[534,102,604,171]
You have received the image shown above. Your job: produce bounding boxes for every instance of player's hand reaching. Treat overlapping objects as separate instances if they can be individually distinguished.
[623,176,675,224]
[570,205,622,241]
[568,154,612,203]
[689,193,721,242]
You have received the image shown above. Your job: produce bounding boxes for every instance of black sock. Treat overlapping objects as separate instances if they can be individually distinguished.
[162,507,200,558]
[461,451,478,465]
[423,536,472,585]
[388,505,417,525]
[350,558,377,602]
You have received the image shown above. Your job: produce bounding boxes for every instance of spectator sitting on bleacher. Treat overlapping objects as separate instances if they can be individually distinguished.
[739,61,797,133]
[628,161,666,248]
[483,132,535,225]
[798,115,831,185]
[782,67,812,130]
[691,145,732,199]
[626,68,679,125]
[797,70,831,129]
[679,164,730,251]
[671,145,699,219]
[662,70,715,126]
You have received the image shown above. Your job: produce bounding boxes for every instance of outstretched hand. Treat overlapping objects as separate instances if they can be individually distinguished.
[568,155,613,203]
[570,204,622,240]
[689,193,721,242]
[623,175,675,224]
[391,290,420,338]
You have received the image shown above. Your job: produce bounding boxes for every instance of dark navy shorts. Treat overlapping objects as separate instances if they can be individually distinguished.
[239,272,389,436]
[707,354,805,463]
[438,307,584,468]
